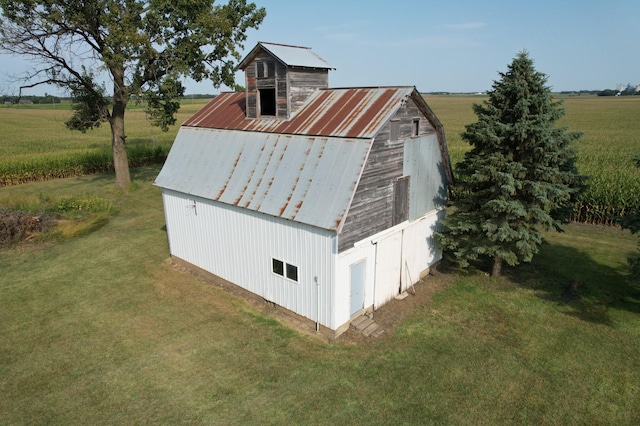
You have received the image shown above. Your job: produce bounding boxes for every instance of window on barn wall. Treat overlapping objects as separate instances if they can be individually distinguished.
[259,88,276,116]
[272,258,299,282]
[412,119,420,137]
[286,264,298,282]
[257,60,275,78]
[272,259,284,276]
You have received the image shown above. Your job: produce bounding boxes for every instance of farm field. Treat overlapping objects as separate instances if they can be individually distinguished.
[0,100,206,185]
[425,94,640,224]
[1,94,639,224]
[0,165,638,424]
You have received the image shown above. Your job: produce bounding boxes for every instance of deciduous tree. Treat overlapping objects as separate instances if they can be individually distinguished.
[0,0,265,190]
[437,52,586,276]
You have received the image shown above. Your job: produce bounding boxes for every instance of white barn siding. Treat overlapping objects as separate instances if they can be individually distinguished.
[336,207,444,317]
[162,188,338,329]
[335,241,377,326]
[404,133,448,219]
[399,209,445,292]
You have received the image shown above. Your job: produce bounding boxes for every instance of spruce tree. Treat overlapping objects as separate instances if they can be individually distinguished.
[438,51,585,276]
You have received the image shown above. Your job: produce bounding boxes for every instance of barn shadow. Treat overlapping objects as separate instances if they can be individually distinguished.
[505,241,640,326]
[426,161,449,263]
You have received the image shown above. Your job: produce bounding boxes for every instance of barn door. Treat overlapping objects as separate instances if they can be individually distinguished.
[350,260,366,316]
[373,232,403,308]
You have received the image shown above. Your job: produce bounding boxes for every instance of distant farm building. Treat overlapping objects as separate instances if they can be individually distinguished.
[155,42,453,337]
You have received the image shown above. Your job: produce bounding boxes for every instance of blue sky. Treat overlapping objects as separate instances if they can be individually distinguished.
[2,0,638,95]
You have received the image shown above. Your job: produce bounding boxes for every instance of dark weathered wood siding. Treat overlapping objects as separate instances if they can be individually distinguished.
[244,50,329,119]
[288,68,329,114]
[245,51,288,119]
[337,98,437,253]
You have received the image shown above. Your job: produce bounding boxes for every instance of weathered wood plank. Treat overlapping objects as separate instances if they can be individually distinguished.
[338,96,436,252]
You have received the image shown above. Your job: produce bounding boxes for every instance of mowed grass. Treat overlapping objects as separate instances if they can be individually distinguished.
[1,166,638,424]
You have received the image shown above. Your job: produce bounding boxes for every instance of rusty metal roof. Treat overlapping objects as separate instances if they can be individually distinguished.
[157,85,453,230]
[155,127,371,231]
[183,87,416,139]
[237,42,334,70]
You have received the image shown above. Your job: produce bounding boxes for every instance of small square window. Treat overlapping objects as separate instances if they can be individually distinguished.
[272,259,284,276]
[257,60,275,78]
[286,264,298,282]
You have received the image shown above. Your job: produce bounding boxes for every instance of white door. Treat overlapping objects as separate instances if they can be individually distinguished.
[350,260,366,316]
[373,232,403,308]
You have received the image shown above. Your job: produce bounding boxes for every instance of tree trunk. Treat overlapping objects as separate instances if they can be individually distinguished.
[110,68,131,191]
[492,255,503,277]
[110,113,131,191]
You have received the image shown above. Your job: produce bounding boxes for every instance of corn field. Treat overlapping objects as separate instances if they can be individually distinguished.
[0,145,171,186]
[426,95,640,225]
[1,97,639,225]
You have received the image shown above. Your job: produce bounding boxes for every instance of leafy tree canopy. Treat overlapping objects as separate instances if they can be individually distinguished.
[437,51,586,276]
[0,0,265,189]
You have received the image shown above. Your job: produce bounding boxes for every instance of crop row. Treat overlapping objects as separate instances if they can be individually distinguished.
[571,168,640,225]
[2,143,638,225]
[0,145,170,187]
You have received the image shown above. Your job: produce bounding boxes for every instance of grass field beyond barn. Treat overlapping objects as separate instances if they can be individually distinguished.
[424,94,640,225]
[0,165,639,424]
[1,95,639,224]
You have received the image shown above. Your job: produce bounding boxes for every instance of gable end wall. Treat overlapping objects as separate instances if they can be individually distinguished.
[244,51,329,119]
[288,68,329,115]
[338,98,437,252]
[245,51,288,119]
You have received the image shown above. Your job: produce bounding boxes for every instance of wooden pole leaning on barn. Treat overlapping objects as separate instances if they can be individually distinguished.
[315,276,320,332]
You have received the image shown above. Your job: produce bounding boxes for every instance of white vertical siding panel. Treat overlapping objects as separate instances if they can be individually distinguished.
[404,134,448,219]
[162,189,337,329]
[400,209,444,291]
[336,242,376,325]
[337,208,446,312]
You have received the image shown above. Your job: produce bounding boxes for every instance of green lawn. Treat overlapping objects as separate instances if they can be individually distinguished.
[1,166,638,424]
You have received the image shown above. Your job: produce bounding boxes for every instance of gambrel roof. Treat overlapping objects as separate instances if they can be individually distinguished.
[154,87,452,232]
[183,87,416,138]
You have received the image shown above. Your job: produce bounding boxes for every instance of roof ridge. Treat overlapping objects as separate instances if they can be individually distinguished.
[259,41,311,50]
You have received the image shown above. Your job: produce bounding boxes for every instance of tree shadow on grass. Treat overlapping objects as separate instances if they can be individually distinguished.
[131,165,162,183]
[73,165,161,186]
[506,241,640,326]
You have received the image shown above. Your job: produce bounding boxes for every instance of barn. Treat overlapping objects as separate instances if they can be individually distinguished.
[155,42,453,337]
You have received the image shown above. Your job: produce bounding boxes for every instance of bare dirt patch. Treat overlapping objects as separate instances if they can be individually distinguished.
[337,268,456,344]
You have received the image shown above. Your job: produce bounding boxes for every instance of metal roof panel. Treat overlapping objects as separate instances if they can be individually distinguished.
[182,87,415,139]
[238,42,334,70]
[155,127,371,231]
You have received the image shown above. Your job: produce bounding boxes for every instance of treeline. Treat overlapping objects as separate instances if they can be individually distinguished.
[2,94,62,104]
[598,84,640,96]
[2,93,217,105]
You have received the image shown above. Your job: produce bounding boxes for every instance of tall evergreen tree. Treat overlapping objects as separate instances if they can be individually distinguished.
[438,52,585,276]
